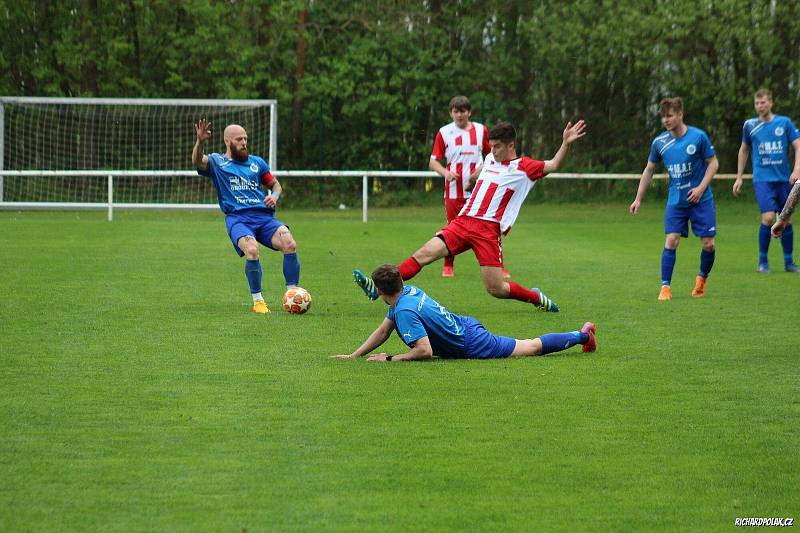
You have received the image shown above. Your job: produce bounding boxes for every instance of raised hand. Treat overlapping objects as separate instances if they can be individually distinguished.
[195,118,212,143]
[562,120,587,144]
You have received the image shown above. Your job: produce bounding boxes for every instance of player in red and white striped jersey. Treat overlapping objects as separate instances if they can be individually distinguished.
[429,96,496,277]
[355,120,586,311]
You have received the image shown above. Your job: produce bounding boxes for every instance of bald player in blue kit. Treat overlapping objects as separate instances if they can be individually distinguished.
[193,118,301,314]
[334,264,597,362]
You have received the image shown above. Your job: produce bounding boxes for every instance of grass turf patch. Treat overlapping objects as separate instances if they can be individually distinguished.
[1,203,798,530]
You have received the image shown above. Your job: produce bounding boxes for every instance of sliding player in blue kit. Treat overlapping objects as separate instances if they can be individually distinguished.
[733,89,800,273]
[192,119,301,314]
[334,264,596,362]
[630,97,719,300]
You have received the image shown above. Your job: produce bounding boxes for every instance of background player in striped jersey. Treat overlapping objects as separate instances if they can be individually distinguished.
[193,119,301,314]
[629,97,719,300]
[336,264,596,362]
[355,120,587,312]
[429,96,509,278]
[733,89,800,273]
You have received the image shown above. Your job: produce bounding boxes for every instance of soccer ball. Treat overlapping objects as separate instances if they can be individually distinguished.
[282,287,312,314]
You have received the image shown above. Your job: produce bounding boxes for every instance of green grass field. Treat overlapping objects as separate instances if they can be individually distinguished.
[1,202,798,531]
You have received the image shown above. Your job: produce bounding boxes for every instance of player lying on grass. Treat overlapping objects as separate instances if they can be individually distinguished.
[193,119,301,315]
[354,120,587,313]
[336,264,596,362]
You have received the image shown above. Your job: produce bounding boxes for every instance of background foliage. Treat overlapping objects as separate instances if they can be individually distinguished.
[2,0,800,174]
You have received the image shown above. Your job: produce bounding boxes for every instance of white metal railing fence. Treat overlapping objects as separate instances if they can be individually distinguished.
[0,170,748,222]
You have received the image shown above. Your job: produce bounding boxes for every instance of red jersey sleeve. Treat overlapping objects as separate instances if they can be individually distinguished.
[261,171,276,187]
[431,130,446,160]
[481,125,491,156]
[519,157,545,181]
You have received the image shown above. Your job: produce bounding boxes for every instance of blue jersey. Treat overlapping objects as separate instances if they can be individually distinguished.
[387,286,467,358]
[197,153,274,215]
[741,115,800,182]
[648,126,716,207]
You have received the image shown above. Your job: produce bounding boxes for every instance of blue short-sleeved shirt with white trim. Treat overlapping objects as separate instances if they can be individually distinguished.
[648,126,716,207]
[742,115,800,183]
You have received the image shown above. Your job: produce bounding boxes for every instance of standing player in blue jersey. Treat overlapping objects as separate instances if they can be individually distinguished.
[733,89,800,273]
[630,97,719,301]
[192,119,301,314]
[334,264,596,361]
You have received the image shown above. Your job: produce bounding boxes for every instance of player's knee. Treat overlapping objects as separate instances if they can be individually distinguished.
[762,213,776,225]
[243,243,259,259]
[283,238,297,253]
[702,240,715,252]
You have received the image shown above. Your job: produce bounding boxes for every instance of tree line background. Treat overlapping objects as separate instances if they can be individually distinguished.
[2,0,799,183]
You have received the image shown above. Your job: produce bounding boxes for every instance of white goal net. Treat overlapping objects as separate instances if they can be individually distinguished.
[0,97,277,211]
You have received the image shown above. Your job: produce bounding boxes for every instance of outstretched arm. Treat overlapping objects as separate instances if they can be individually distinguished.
[772,180,800,238]
[367,336,434,362]
[630,160,656,215]
[192,119,211,171]
[543,120,587,175]
[334,318,394,359]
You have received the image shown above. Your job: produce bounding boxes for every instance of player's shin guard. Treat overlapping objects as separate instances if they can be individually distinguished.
[397,257,422,280]
[507,282,540,304]
[781,224,794,265]
[699,248,715,278]
[661,248,676,286]
[283,252,300,286]
[759,223,772,265]
[539,331,587,355]
[245,259,263,294]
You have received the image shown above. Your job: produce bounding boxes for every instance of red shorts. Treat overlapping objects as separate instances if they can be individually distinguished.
[437,216,504,267]
[445,197,467,222]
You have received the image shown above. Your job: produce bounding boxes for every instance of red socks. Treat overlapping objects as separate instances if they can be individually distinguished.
[507,281,540,304]
[397,257,422,280]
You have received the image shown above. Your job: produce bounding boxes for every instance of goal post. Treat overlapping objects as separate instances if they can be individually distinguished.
[0,97,277,209]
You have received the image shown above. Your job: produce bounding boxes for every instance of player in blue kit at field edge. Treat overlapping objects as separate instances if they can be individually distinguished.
[193,119,301,314]
[733,88,800,273]
[630,97,719,301]
[334,264,596,362]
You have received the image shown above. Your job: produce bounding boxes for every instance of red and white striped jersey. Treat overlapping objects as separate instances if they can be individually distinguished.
[459,154,545,233]
[430,121,491,200]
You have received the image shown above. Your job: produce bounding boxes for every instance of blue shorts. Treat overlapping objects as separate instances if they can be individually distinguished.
[461,317,516,359]
[754,181,792,214]
[224,208,286,257]
[664,199,716,238]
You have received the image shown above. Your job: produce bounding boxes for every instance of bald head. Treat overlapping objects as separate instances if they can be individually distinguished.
[224,124,246,141]
[223,124,249,161]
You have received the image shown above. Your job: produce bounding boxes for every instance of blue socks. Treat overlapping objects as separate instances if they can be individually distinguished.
[699,248,715,278]
[246,254,301,295]
[781,224,794,265]
[539,331,588,355]
[759,223,771,265]
[245,259,262,294]
[661,248,676,286]
[283,252,301,286]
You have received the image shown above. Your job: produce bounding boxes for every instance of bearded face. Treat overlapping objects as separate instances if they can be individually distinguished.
[224,126,249,161]
[229,143,249,161]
